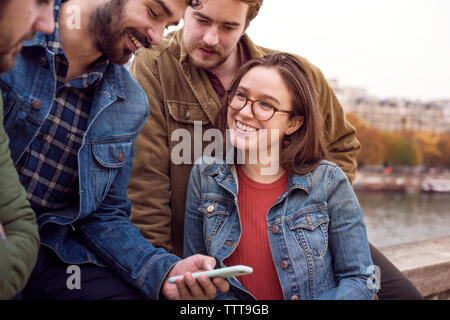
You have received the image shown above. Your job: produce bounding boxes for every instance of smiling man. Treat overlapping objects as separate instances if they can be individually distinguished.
[0,0,229,300]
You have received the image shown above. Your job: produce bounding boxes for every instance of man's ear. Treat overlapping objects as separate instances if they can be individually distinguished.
[286,116,304,135]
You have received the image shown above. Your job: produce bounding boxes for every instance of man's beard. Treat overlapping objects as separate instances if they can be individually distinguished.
[88,0,150,65]
[185,41,230,71]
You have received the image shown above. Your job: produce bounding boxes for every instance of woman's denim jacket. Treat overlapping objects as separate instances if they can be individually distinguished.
[0,14,180,299]
[184,158,377,300]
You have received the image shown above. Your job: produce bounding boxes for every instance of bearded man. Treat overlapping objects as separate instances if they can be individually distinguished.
[0,0,229,300]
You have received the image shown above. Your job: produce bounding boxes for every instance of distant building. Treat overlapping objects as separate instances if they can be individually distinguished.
[330,79,450,133]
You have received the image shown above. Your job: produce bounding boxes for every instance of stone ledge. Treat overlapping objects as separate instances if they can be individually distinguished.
[380,236,450,299]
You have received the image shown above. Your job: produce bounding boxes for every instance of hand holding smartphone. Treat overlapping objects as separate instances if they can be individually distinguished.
[168,265,253,283]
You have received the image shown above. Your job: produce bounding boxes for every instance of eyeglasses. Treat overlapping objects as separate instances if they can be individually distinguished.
[227,89,294,121]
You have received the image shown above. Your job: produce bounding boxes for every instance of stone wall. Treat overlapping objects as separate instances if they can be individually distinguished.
[380,236,450,300]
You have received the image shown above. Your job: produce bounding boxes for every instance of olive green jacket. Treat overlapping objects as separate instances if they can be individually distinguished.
[128,29,360,257]
[0,90,40,299]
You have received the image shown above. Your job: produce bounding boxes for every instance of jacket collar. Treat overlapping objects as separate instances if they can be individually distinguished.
[103,63,126,101]
[203,162,312,194]
[203,161,232,176]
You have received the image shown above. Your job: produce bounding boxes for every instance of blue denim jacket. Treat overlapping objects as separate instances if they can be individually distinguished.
[184,158,377,300]
[0,5,180,299]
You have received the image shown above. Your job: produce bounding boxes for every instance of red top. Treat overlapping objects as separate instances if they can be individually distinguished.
[224,165,287,300]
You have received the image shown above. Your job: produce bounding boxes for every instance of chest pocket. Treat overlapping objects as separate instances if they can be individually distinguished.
[198,197,232,242]
[91,139,133,203]
[287,206,329,258]
[167,101,215,165]
[167,100,211,126]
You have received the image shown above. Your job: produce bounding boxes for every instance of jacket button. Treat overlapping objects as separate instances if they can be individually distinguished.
[184,109,191,120]
[117,151,124,162]
[281,260,289,269]
[39,57,49,68]
[32,99,42,110]
[207,205,214,213]
[291,295,299,300]
[272,225,279,234]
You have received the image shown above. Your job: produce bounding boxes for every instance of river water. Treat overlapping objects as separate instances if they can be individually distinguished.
[356,192,450,248]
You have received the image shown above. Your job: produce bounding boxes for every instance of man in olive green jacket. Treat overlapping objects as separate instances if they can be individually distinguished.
[127,0,360,257]
[0,0,55,299]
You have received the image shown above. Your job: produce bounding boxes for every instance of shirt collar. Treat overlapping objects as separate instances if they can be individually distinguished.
[45,20,65,55]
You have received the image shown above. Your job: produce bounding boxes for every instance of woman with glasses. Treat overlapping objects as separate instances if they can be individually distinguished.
[183,53,377,300]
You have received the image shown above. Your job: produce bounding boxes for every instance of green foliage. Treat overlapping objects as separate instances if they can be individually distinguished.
[388,137,418,166]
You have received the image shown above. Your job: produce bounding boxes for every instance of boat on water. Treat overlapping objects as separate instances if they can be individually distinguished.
[354,184,407,192]
[354,176,407,193]
[421,179,450,193]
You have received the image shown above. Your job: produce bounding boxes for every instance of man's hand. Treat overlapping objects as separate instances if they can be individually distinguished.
[162,254,230,300]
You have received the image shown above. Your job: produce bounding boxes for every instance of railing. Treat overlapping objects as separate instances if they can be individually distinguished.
[380,236,450,300]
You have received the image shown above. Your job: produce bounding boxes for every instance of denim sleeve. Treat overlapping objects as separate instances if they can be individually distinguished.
[76,149,180,300]
[183,164,209,258]
[317,166,377,300]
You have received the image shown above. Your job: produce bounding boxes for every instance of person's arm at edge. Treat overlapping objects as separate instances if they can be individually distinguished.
[0,96,39,299]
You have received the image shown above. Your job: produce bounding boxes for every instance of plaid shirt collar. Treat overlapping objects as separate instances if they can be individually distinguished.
[46,21,64,55]
[43,0,64,55]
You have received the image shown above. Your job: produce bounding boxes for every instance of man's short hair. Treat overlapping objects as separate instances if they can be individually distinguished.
[241,0,263,27]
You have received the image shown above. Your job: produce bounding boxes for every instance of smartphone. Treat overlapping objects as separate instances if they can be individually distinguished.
[168,265,253,283]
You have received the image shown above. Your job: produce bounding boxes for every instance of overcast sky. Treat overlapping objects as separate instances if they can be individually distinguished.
[245,0,450,101]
